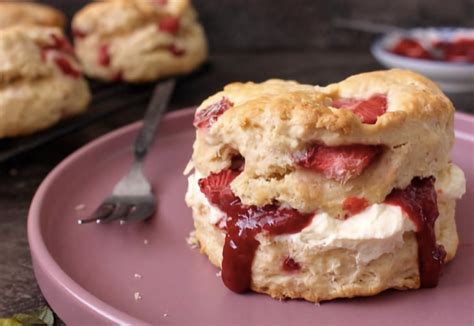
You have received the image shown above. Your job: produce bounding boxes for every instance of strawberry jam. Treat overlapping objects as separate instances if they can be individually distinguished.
[332,94,387,124]
[193,97,234,129]
[294,144,382,183]
[385,177,446,287]
[199,169,313,293]
[342,196,369,216]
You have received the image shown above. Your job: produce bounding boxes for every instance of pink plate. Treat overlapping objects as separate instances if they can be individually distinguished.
[28,109,474,325]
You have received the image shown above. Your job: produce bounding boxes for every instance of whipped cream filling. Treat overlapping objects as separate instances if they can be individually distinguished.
[185,164,466,264]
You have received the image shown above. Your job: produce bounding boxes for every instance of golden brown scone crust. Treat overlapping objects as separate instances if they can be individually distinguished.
[189,194,458,303]
[0,26,91,138]
[0,2,66,29]
[191,69,455,217]
[72,0,208,82]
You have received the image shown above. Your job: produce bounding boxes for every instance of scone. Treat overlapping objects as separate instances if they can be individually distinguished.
[185,69,466,302]
[0,26,91,138]
[72,0,208,82]
[0,2,66,29]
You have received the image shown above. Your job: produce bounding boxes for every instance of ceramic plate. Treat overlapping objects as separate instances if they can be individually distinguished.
[28,108,474,325]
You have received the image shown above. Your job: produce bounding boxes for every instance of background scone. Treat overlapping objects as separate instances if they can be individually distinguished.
[0,26,91,138]
[0,2,66,29]
[185,69,466,302]
[72,0,208,82]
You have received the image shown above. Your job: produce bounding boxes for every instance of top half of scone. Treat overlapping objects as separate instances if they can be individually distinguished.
[0,2,66,29]
[189,69,458,217]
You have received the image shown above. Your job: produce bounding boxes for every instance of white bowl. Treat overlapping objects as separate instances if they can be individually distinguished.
[371,28,474,93]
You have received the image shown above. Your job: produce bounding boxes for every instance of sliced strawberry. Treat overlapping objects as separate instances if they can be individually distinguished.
[332,94,387,124]
[158,17,180,34]
[53,56,81,78]
[198,169,240,207]
[193,97,234,129]
[294,144,382,183]
[98,44,111,66]
[391,38,433,60]
[342,196,369,217]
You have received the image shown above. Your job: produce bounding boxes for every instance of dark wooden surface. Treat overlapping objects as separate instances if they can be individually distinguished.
[1,0,473,319]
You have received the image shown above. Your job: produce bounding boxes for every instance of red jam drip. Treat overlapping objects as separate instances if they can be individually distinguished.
[294,144,382,183]
[342,196,369,217]
[332,95,387,124]
[199,169,313,293]
[385,177,446,288]
[193,97,234,129]
[98,44,111,66]
[282,257,301,272]
[391,37,474,63]
[158,17,180,34]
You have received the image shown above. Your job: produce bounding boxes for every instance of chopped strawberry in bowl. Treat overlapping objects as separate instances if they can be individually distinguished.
[372,27,474,93]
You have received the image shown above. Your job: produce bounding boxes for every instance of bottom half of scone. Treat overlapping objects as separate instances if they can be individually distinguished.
[185,165,465,302]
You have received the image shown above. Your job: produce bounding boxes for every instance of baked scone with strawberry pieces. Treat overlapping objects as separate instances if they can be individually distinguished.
[0,2,66,29]
[185,69,466,302]
[72,0,208,82]
[0,26,91,138]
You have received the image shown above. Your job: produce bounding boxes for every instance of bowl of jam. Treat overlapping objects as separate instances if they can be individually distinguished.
[371,28,474,92]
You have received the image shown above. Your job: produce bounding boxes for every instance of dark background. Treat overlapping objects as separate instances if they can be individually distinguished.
[1,0,473,319]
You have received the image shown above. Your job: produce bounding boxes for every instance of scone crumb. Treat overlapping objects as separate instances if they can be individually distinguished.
[163,313,168,317]
[314,302,321,307]
[143,239,149,245]
[134,292,142,301]
[134,273,142,279]
[216,270,222,277]
[186,231,200,249]
[75,204,86,211]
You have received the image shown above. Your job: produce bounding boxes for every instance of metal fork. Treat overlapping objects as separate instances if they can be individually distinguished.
[78,79,176,225]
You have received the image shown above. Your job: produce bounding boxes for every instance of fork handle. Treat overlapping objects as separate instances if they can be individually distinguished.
[134,79,176,161]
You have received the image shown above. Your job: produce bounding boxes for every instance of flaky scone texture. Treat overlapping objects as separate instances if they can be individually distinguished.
[0,2,66,29]
[72,0,208,82]
[188,193,458,303]
[0,26,90,138]
[191,69,454,217]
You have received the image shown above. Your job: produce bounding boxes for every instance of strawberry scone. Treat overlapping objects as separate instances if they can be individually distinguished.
[185,69,466,302]
[0,26,90,138]
[72,0,208,82]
